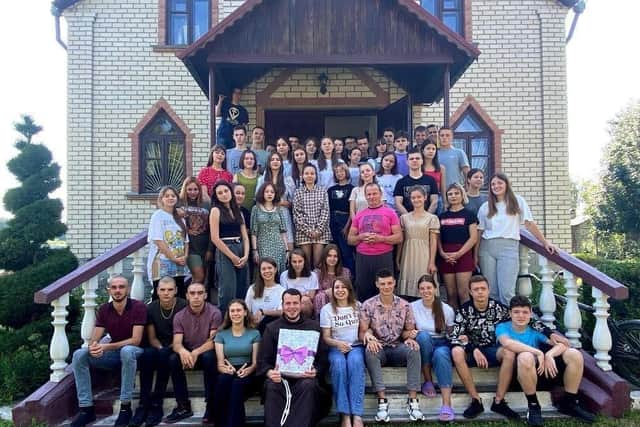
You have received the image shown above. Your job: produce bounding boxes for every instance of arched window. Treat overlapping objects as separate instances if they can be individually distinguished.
[140,111,186,193]
[167,0,210,45]
[452,111,493,189]
[420,0,464,35]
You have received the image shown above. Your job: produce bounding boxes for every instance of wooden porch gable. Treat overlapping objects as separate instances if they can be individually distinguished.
[179,0,480,104]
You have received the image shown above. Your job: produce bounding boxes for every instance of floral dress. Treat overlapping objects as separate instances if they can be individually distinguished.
[250,204,288,273]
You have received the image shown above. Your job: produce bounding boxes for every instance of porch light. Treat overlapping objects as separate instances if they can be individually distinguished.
[318,72,329,94]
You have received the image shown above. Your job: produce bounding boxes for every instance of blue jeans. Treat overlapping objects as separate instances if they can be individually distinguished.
[329,346,365,416]
[215,240,249,313]
[330,212,354,273]
[72,345,143,407]
[479,238,519,305]
[415,332,453,388]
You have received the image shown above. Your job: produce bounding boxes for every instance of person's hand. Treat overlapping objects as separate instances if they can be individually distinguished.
[544,353,558,378]
[473,253,480,270]
[549,333,569,346]
[235,255,248,268]
[222,359,236,375]
[174,256,186,266]
[405,338,419,351]
[543,240,558,255]
[302,367,317,378]
[366,337,383,354]
[267,368,282,383]
[176,207,186,218]
[252,312,263,324]
[458,335,469,345]
[535,352,545,375]
[428,263,437,275]
[342,226,350,237]
[406,329,418,340]
[473,348,488,369]
[337,341,352,354]
[236,363,251,378]
[217,94,226,106]
[253,251,260,265]
[88,342,103,358]
[179,349,194,369]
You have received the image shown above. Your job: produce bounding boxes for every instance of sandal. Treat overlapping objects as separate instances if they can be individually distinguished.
[439,405,455,423]
[421,381,437,398]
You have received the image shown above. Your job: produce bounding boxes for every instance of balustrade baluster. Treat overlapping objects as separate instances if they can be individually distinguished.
[49,292,70,382]
[81,276,99,346]
[592,287,612,371]
[538,255,556,328]
[130,249,146,301]
[517,245,532,298]
[563,271,582,348]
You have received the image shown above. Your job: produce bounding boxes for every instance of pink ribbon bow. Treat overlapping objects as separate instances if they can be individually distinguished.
[278,345,314,365]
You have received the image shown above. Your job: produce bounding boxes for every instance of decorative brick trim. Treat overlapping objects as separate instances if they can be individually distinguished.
[129,98,194,193]
[450,95,503,171]
[255,69,296,105]
[464,0,472,41]
[352,69,391,103]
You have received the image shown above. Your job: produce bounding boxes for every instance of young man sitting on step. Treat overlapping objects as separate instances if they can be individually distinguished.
[496,296,595,426]
[450,275,568,420]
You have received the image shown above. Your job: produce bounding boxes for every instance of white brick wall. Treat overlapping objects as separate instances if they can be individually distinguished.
[62,0,572,258]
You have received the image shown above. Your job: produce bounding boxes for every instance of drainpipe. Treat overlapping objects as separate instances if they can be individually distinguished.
[566,0,586,44]
[51,4,68,50]
[535,10,547,235]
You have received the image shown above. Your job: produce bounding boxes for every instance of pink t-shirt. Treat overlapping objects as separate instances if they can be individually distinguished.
[352,205,399,256]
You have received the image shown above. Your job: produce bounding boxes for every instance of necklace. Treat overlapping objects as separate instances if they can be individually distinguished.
[160,300,177,320]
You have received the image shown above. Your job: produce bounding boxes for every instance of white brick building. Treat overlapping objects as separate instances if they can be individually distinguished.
[52,0,577,259]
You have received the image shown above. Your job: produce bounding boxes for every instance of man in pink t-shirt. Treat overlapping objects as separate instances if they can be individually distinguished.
[348,183,403,301]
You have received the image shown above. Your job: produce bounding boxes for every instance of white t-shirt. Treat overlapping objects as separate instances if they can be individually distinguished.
[410,299,455,338]
[477,194,533,241]
[319,304,360,345]
[377,174,403,211]
[279,270,319,293]
[245,283,285,314]
[147,209,189,281]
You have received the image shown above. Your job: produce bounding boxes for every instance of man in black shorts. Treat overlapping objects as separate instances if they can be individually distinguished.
[496,296,595,426]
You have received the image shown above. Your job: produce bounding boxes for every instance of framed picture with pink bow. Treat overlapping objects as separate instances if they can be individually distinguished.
[276,329,320,377]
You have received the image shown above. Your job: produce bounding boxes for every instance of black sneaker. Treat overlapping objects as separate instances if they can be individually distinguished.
[164,403,194,424]
[114,406,133,427]
[491,398,521,420]
[70,407,96,427]
[558,401,596,424]
[463,398,484,419]
[527,404,544,427]
[145,402,164,427]
[129,405,148,427]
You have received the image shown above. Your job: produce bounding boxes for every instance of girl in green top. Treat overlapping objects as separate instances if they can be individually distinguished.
[213,299,260,427]
[233,150,259,210]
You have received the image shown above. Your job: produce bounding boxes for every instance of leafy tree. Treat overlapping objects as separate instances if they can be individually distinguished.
[593,100,640,239]
[0,115,66,271]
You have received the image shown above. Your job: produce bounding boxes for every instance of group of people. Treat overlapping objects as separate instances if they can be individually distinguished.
[68,113,597,427]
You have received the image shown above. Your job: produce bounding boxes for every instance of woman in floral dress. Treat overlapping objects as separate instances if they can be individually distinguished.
[250,183,289,273]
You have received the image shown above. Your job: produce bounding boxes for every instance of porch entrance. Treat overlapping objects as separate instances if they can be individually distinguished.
[264,97,410,143]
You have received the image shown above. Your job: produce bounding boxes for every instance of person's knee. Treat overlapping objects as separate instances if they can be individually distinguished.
[200,350,217,368]
[72,348,89,366]
[563,348,583,365]
[451,346,466,364]
[168,353,181,369]
[120,345,140,363]
[517,352,535,370]
[500,348,516,366]
[433,347,452,364]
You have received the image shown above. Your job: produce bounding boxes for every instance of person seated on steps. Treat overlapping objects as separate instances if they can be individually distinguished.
[165,282,222,426]
[359,269,425,423]
[496,296,596,427]
[70,275,146,427]
[131,276,187,427]
[450,275,569,420]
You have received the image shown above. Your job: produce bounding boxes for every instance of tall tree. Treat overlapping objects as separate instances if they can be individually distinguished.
[594,100,640,239]
[0,115,66,270]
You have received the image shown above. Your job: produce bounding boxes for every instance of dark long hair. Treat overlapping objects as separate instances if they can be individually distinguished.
[276,137,292,162]
[417,275,445,333]
[291,148,308,187]
[156,186,187,236]
[317,136,339,172]
[212,181,243,225]
[317,244,345,283]
[253,257,278,299]
[263,152,287,198]
[255,182,282,205]
[287,248,311,279]
[487,172,520,218]
[221,299,254,329]
[377,152,398,176]
[206,144,227,169]
[421,140,441,171]
[239,149,258,171]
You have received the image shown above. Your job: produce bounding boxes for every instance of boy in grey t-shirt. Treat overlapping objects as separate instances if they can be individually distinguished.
[438,127,469,187]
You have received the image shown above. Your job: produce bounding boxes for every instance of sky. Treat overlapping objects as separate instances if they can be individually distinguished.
[0,0,639,219]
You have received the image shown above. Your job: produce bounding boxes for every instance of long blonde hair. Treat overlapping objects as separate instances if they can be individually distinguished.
[156,186,186,236]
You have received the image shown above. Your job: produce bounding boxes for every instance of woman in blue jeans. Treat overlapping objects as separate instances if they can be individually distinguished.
[210,181,250,312]
[408,274,456,422]
[320,277,365,427]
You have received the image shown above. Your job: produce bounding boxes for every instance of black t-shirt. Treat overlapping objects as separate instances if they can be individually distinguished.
[146,298,187,347]
[393,174,439,212]
[328,183,354,213]
[438,208,478,244]
[216,100,249,142]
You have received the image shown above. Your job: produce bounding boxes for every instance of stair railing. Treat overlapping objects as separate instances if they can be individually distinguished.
[33,231,148,382]
[517,229,628,371]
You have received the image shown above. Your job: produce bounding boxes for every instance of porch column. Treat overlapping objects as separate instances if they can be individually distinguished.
[406,94,413,136]
[209,65,217,147]
[443,64,450,127]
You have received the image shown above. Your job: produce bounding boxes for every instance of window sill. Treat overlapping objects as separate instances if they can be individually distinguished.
[152,44,188,53]
[125,193,158,202]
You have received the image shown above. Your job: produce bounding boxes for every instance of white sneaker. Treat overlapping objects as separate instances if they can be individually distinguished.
[375,398,391,423]
[407,398,425,421]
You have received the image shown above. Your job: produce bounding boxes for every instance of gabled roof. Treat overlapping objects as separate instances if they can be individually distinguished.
[51,0,82,15]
